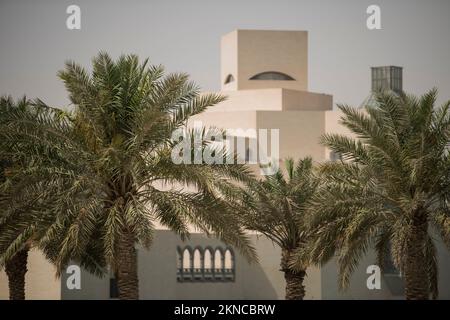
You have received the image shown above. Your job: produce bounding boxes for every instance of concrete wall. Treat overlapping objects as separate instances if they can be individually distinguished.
[323,109,450,300]
[256,111,326,161]
[202,89,332,113]
[0,248,60,300]
[320,239,450,300]
[221,30,238,91]
[61,230,323,300]
[221,30,308,92]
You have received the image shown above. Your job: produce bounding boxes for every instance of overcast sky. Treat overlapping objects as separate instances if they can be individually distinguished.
[1,0,449,108]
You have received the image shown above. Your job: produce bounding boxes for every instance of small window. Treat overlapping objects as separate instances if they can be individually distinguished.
[224,250,233,269]
[204,249,212,269]
[183,249,191,269]
[329,151,342,162]
[249,71,295,81]
[193,249,202,269]
[224,74,235,84]
[214,250,223,270]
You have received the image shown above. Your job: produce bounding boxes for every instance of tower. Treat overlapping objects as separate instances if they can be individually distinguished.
[221,30,308,91]
[371,66,403,93]
[360,66,404,108]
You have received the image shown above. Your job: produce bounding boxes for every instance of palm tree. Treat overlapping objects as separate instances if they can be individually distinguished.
[0,96,40,300]
[298,89,450,300]
[0,53,256,299]
[239,157,319,300]
[0,154,29,300]
[0,96,107,299]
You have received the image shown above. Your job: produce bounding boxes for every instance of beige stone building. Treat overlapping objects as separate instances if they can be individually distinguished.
[1,29,450,300]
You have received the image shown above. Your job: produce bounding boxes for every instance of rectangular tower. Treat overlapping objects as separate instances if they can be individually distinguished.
[371,66,403,93]
[221,30,308,91]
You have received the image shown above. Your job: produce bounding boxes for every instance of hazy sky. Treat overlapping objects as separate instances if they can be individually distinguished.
[1,0,449,108]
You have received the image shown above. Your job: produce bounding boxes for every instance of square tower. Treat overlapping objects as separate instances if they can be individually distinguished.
[221,30,308,91]
[371,66,403,93]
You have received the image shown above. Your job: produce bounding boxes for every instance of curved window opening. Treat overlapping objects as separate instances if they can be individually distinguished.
[249,71,295,81]
[204,249,212,269]
[224,250,233,269]
[224,74,235,84]
[193,249,202,280]
[177,246,235,282]
[214,249,223,270]
[193,249,202,269]
[224,249,235,281]
[183,249,191,270]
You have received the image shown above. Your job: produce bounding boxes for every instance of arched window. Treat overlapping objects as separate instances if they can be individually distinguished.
[214,249,223,270]
[204,249,212,269]
[249,71,295,81]
[224,249,235,281]
[224,74,235,84]
[224,249,233,269]
[176,245,235,282]
[193,249,202,280]
[193,249,202,269]
[183,249,191,270]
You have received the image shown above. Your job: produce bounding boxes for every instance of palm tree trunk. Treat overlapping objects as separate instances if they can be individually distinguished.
[116,229,139,300]
[404,211,429,300]
[281,248,306,300]
[5,246,29,300]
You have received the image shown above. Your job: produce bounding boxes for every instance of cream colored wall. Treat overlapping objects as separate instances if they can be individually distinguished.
[221,30,308,92]
[221,30,238,91]
[304,266,322,299]
[191,108,329,163]
[282,89,332,111]
[0,249,60,300]
[189,102,328,299]
[205,89,285,112]
[189,110,257,132]
[203,89,332,113]
[256,111,327,162]
[237,30,308,91]
[325,110,352,136]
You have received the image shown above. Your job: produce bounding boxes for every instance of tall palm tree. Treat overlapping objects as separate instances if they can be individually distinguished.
[239,158,319,300]
[1,154,30,300]
[0,53,256,299]
[297,89,450,300]
[0,96,40,300]
[0,96,107,299]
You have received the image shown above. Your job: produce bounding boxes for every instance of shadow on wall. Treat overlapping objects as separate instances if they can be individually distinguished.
[320,236,450,300]
[61,230,280,300]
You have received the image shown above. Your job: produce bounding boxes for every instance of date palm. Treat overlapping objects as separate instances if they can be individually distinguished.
[297,89,450,299]
[240,158,319,300]
[0,96,30,300]
[0,53,256,299]
[0,156,30,300]
[0,96,107,299]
